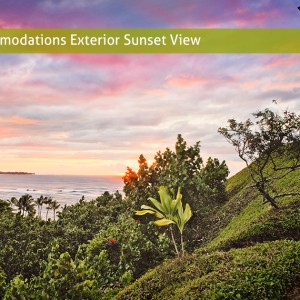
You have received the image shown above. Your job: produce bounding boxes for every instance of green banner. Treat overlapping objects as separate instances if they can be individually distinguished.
[0,28,299,53]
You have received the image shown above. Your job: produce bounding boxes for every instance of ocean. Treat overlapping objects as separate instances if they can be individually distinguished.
[0,174,124,218]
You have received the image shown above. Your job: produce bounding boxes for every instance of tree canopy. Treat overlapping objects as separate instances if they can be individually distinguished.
[219,107,300,208]
[123,134,229,247]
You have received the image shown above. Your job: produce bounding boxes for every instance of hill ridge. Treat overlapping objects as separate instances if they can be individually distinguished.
[115,154,300,299]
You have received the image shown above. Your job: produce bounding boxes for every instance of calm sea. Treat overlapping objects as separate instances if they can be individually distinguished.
[0,174,123,218]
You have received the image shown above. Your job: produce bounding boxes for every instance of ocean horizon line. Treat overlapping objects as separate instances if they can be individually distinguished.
[0,173,123,178]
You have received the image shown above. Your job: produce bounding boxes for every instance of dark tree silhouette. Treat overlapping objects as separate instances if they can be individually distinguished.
[219,107,300,208]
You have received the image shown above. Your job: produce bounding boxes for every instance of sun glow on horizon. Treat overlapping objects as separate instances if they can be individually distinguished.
[0,150,246,179]
[0,1,299,179]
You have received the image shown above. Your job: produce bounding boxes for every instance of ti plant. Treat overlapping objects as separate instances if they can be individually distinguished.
[135,186,192,256]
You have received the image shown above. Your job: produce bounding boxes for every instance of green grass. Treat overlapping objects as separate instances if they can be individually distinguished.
[115,155,300,299]
[205,157,300,251]
[115,240,300,300]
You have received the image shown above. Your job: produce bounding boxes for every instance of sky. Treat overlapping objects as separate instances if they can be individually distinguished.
[0,0,300,176]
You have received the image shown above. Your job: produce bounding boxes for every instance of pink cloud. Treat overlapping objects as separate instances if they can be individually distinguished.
[17,151,114,160]
[0,116,38,125]
[234,8,279,27]
[93,83,132,97]
[0,85,66,107]
[264,56,298,69]
[166,74,208,87]
[134,1,181,27]
[0,127,19,138]
[0,18,21,28]
[143,89,168,95]
[262,80,300,92]
[241,80,261,90]
[0,117,40,141]
[166,73,232,88]
[52,54,130,67]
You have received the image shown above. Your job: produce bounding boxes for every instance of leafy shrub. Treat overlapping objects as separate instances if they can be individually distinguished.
[123,134,229,250]
[3,212,172,299]
[0,213,58,280]
[95,212,173,278]
[0,267,6,299]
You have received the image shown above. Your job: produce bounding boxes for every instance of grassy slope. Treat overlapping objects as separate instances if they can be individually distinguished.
[115,157,300,299]
[115,240,300,300]
[205,157,300,251]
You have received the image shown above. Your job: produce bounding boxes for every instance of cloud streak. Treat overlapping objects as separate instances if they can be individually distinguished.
[0,1,299,175]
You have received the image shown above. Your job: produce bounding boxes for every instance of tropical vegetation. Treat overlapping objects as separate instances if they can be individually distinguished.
[136,186,192,256]
[0,106,299,299]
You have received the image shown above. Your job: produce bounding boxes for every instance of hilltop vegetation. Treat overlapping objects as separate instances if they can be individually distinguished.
[204,155,300,251]
[1,144,298,299]
[115,107,300,299]
[116,158,300,299]
[0,135,231,299]
[0,107,299,299]
[116,240,300,300]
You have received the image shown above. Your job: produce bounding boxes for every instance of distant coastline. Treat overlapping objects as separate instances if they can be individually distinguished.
[0,171,35,175]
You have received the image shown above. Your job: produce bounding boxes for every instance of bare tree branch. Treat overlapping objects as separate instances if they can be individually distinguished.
[219,106,300,210]
[273,193,300,200]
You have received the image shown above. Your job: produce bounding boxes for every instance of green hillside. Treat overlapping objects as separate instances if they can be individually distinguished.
[205,157,300,251]
[115,158,300,300]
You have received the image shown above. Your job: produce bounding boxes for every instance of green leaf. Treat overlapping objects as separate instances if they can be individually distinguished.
[136,186,192,243]
[173,188,183,212]
[177,201,183,218]
[148,197,164,212]
[141,205,158,212]
[158,186,172,213]
[172,215,179,224]
[140,205,164,219]
[135,210,156,216]
[153,219,175,227]
[183,203,192,222]
[176,187,182,202]
[177,224,184,234]
[177,203,192,233]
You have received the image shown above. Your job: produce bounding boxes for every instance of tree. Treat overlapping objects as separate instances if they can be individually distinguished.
[10,197,22,215]
[0,200,11,214]
[136,186,192,256]
[218,107,300,208]
[45,198,60,221]
[198,157,229,203]
[51,200,60,221]
[22,194,36,217]
[123,155,154,208]
[123,135,229,209]
[45,197,53,220]
[10,195,35,217]
[35,195,48,218]
[123,135,229,248]
[152,135,204,201]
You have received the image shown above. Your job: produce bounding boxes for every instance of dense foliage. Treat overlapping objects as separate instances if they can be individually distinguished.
[3,214,171,300]
[123,135,229,207]
[115,154,300,299]
[123,134,229,249]
[204,154,300,252]
[0,126,299,299]
[0,191,172,299]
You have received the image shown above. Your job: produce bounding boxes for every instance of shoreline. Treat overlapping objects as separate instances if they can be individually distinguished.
[0,172,35,175]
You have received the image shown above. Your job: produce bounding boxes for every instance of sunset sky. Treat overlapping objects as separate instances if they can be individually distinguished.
[0,0,300,175]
